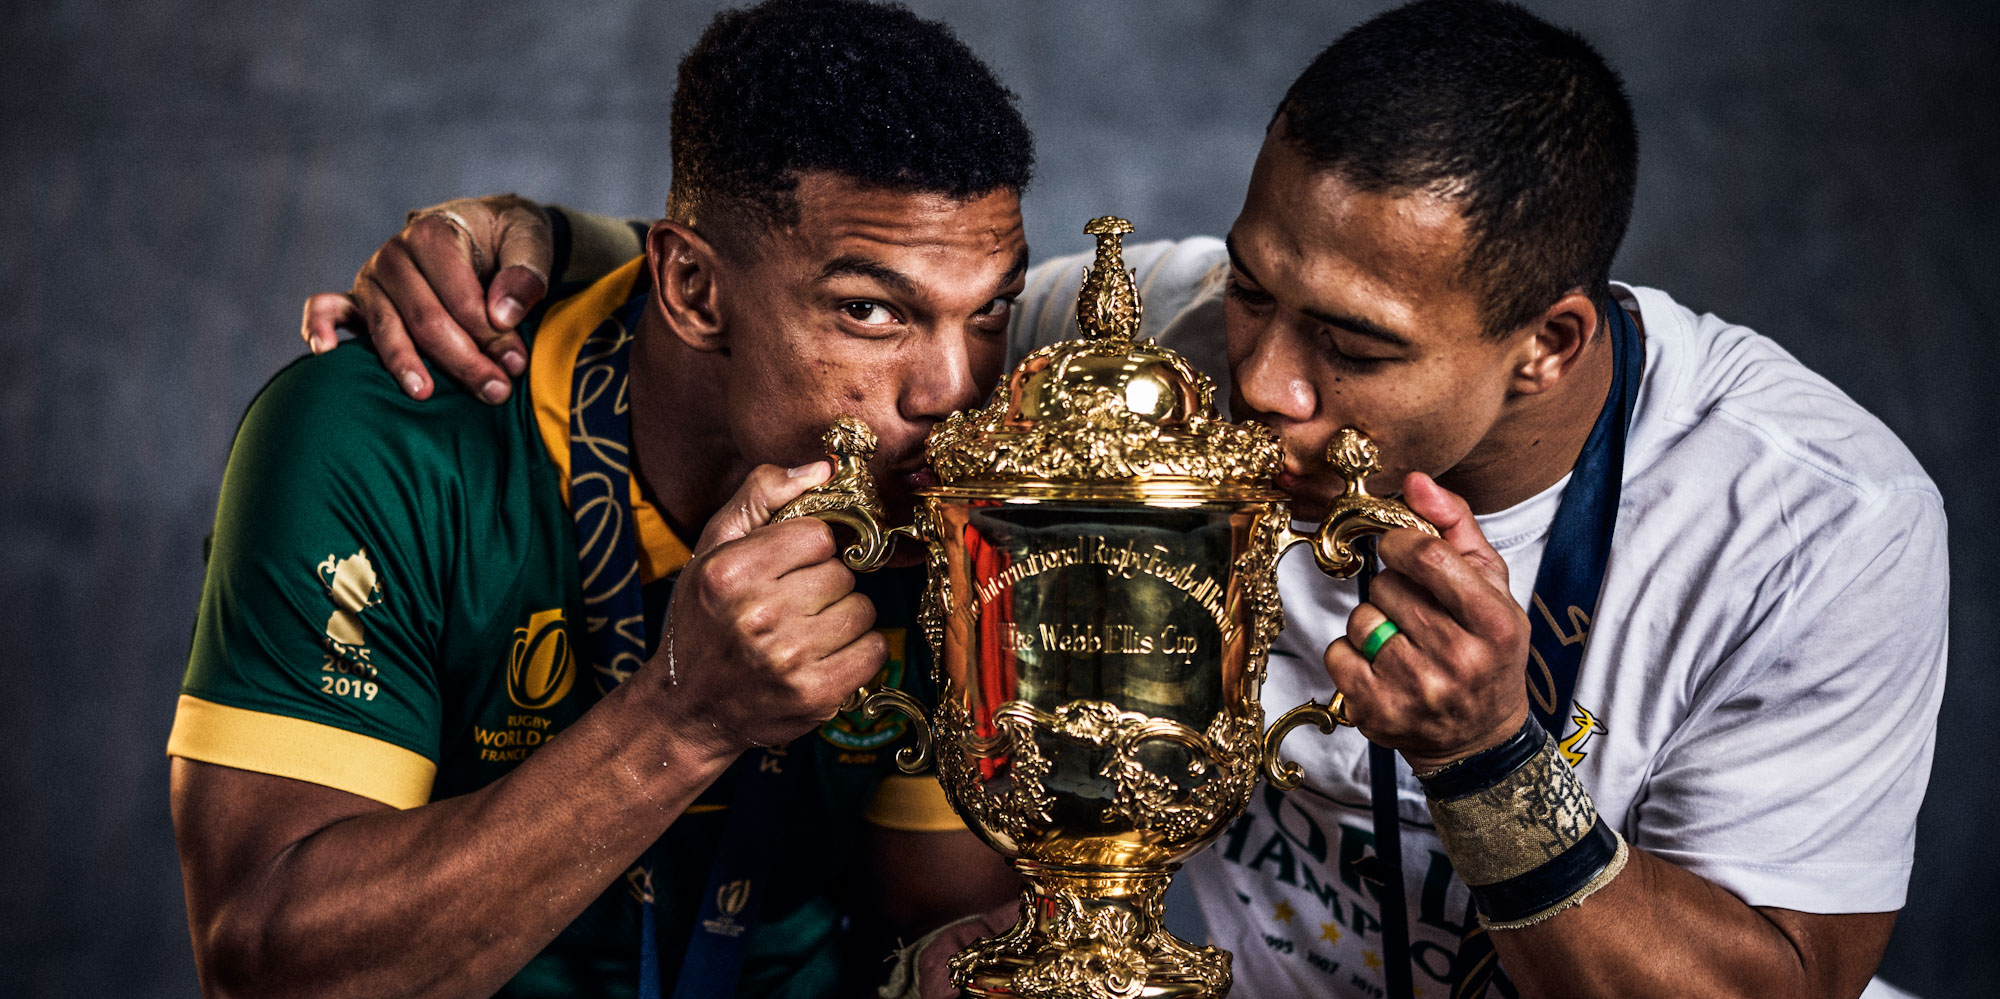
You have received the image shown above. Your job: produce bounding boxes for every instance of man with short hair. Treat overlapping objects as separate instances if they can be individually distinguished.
[169,2,1030,997]
[328,2,1944,997]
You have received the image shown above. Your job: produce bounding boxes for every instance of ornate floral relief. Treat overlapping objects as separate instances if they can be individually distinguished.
[1234,506,1290,698]
[948,868,1233,999]
[934,689,1260,851]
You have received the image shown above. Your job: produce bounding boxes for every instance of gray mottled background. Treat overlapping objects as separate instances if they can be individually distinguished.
[2,0,1995,995]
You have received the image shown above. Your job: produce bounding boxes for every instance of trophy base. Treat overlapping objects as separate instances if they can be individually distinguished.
[949,862,1231,999]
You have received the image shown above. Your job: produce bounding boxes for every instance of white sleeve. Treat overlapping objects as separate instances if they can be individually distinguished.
[1631,486,1948,913]
[1008,237,1231,385]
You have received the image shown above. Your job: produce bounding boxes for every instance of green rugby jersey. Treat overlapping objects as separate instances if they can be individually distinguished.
[170,259,953,998]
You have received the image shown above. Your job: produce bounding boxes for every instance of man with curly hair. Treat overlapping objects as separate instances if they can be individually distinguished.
[167,2,1032,997]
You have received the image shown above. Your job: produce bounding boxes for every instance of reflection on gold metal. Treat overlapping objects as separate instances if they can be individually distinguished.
[1260,695,1347,790]
[773,217,1436,997]
[835,684,932,773]
[1077,216,1143,341]
[1283,428,1441,578]
[924,216,1280,497]
[773,417,909,571]
[775,419,929,772]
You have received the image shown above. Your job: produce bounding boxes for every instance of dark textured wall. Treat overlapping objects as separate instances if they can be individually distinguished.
[2,1,1994,996]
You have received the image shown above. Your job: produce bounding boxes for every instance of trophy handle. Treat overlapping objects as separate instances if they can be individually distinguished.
[773,416,920,572]
[775,416,933,774]
[1264,429,1437,788]
[837,685,934,774]
[1261,695,1349,789]
[1279,428,1440,578]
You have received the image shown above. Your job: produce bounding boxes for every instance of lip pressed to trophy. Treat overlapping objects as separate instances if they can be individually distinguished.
[777,217,1435,999]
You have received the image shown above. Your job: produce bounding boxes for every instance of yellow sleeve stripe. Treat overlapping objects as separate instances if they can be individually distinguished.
[165,695,437,810]
[863,774,967,833]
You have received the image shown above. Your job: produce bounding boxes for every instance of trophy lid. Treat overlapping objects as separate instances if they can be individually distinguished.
[925,217,1282,501]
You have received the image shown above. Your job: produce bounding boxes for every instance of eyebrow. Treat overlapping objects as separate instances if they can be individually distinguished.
[1224,234,1415,350]
[816,256,918,297]
[816,248,1031,301]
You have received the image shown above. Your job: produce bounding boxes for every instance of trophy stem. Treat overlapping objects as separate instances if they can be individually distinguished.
[949,862,1231,999]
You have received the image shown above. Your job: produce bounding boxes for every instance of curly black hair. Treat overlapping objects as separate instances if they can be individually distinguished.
[1275,0,1638,337]
[667,0,1034,250]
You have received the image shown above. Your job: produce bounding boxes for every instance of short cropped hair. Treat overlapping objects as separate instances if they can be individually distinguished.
[1275,0,1638,337]
[666,0,1034,251]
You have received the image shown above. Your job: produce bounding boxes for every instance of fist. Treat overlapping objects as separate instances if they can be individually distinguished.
[1322,472,1532,771]
[651,462,888,757]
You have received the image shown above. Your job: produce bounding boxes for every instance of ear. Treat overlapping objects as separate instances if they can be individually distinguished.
[1508,290,1600,396]
[647,221,728,353]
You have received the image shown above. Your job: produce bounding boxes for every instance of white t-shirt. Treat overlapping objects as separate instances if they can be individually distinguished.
[1012,239,1947,997]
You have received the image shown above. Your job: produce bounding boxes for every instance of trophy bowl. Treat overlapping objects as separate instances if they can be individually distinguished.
[776,218,1434,999]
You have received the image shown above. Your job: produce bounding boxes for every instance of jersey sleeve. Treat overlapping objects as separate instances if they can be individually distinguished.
[168,348,462,809]
[1630,486,1948,912]
[545,204,648,298]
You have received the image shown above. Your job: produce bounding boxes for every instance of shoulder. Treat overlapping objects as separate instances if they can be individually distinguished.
[245,341,516,448]
[1620,284,1942,544]
[1604,285,1947,714]
[232,343,538,497]
[215,343,553,589]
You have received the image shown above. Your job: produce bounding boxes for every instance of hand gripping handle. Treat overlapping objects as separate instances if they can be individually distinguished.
[1261,428,1440,789]
[772,417,932,772]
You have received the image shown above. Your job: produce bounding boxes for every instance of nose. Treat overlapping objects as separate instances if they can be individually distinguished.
[1231,317,1317,428]
[900,326,991,425]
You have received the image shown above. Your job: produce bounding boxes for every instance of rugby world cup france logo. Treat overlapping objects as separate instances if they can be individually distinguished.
[508,609,576,710]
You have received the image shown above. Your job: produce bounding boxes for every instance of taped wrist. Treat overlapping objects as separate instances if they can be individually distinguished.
[1416,716,1629,929]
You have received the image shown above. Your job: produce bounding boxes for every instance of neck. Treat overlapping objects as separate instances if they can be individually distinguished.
[1435,313,1621,516]
[627,307,744,537]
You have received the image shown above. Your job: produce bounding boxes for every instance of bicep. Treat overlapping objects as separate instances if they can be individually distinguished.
[170,758,391,944]
[1754,906,1897,999]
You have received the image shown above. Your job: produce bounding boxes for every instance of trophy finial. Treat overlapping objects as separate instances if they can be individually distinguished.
[1290,427,1437,578]
[1077,216,1142,341]
[824,416,879,460]
[1327,428,1381,494]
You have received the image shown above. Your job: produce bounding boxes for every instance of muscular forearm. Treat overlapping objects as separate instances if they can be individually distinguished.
[178,681,736,999]
[1485,846,1892,999]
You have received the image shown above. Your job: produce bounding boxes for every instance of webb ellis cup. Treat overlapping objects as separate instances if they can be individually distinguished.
[776,218,1435,998]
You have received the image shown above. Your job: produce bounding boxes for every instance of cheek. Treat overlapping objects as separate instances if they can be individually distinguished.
[1222,303,1255,367]
[726,336,854,461]
[971,338,1007,399]
[1319,361,1503,476]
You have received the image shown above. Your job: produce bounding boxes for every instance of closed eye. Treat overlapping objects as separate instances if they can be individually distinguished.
[1224,277,1273,310]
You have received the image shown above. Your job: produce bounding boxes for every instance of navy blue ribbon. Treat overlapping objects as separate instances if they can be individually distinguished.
[1520,302,1644,737]
[563,288,789,999]
[1360,545,1419,999]
[1351,303,1640,999]
[1441,300,1643,998]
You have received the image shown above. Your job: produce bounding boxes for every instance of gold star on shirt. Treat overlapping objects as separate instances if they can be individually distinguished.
[1273,899,1296,924]
[1363,950,1383,970]
[1319,921,1342,944]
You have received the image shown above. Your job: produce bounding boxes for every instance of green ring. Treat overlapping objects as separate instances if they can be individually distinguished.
[1360,619,1401,661]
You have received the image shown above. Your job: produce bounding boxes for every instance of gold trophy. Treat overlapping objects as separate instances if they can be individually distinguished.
[777,218,1435,998]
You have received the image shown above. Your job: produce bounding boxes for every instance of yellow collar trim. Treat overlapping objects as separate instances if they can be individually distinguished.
[529,256,692,583]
